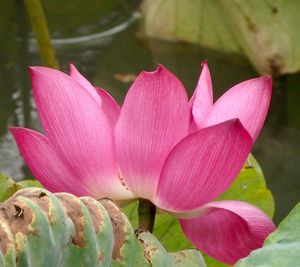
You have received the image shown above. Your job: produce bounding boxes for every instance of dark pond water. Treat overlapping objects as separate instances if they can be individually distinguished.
[0,1,299,223]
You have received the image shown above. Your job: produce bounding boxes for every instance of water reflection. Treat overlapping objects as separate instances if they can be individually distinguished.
[0,2,299,223]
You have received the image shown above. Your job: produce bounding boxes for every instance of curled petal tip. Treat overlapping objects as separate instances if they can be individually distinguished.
[253,75,272,87]
[232,118,245,128]
[29,65,46,72]
[28,66,39,75]
[227,118,240,124]
[157,63,166,71]
[231,118,254,143]
[201,59,209,67]
[252,75,273,99]
[141,64,167,76]
[69,63,75,71]
[8,126,20,135]
[28,65,38,70]
[29,66,58,80]
[8,126,14,132]
[227,119,251,137]
[263,75,272,87]
[213,118,248,132]
[69,63,79,74]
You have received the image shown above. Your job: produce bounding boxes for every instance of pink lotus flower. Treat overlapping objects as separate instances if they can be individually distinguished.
[10,62,275,264]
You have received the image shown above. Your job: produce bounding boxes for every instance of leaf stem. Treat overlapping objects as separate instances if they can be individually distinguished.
[138,199,156,233]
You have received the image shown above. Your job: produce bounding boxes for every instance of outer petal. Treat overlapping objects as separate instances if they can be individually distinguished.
[179,201,275,265]
[190,61,213,127]
[69,64,102,106]
[115,65,190,199]
[202,76,272,141]
[30,67,133,200]
[96,87,121,129]
[9,127,90,197]
[155,119,252,212]
[70,64,121,128]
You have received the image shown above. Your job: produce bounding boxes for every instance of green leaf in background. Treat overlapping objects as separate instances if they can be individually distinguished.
[0,174,19,202]
[17,179,43,189]
[0,174,43,202]
[235,202,300,267]
[153,212,192,252]
[142,0,300,75]
[218,154,275,218]
[124,155,274,267]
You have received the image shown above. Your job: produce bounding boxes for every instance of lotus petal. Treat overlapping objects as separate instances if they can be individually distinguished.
[30,67,133,199]
[190,61,213,127]
[115,65,190,199]
[69,64,102,106]
[202,76,272,141]
[155,120,252,212]
[96,87,121,129]
[9,127,90,196]
[180,200,275,265]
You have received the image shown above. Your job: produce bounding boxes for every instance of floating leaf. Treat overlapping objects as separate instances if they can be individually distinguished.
[142,0,300,75]
[0,174,43,203]
[0,174,19,202]
[17,179,43,189]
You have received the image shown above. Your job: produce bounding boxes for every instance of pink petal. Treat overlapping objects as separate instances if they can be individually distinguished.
[95,87,121,129]
[69,64,102,106]
[115,65,190,199]
[180,201,275,265]
[154,119,252,212]
[9,127,89,196]
[30,66,133,200]
[70,64,121,128]
[202,76,272,141]
[190,61,213,128]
